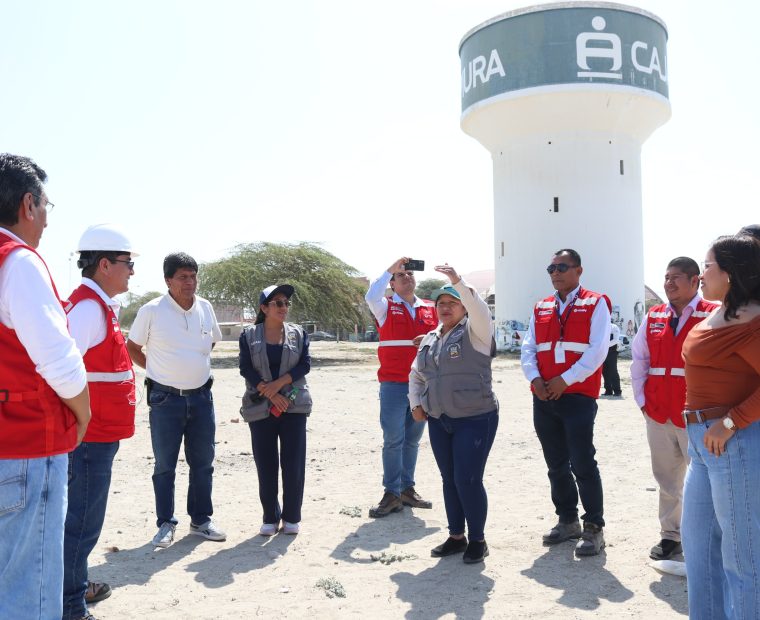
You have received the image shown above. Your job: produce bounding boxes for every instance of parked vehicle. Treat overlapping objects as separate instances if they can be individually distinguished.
[309,330,337,341]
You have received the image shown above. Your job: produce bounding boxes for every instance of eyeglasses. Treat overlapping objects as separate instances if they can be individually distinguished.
[268,300,291,308]
[111,259,135,269]
[546,263,578,274]
[700,261,716,272]
[31,193,54,213]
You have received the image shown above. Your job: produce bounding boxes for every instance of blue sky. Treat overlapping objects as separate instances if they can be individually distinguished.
[2,0,758,297]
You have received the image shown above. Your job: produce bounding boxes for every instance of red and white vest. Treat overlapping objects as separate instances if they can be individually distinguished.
[377,298,438,383]
[533,288,609,399]
[0,232,78,458]
[643,299,717,427]
[65,285,136,442]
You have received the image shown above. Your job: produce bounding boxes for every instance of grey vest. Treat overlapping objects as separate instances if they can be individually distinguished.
[415,320,498,419]
[240,322,312,422]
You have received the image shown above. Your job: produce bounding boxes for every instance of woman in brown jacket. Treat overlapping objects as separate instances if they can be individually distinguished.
[681,235,760,619]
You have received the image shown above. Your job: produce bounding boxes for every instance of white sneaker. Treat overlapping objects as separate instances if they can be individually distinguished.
[259,523,278,536]
[190,520,227,541]
[152,522,176,548]
[282,521,300,535]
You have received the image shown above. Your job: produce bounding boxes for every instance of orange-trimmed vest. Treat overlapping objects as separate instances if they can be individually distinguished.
[0,232,78,458]
[376,298,438,383]
[65,285,136,442]
[643,300,718,427]
[533,287,608,399]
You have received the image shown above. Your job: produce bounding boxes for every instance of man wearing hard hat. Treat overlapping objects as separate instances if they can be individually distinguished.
[61,223,138,620]
[0,154,91,619]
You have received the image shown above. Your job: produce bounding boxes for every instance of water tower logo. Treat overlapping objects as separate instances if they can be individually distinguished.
[577,16,666,82]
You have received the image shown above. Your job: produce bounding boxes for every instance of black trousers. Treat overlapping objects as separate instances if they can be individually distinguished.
[602,347,621,395]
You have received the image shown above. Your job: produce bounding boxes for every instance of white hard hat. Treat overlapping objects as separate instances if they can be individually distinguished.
[77,223,139,256]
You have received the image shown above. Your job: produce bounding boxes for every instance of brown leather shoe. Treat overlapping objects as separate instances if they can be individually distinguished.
[368,492,403,518]
[400,486,432,509]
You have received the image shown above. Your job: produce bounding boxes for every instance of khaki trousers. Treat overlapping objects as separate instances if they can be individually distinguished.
[646,416,689,541]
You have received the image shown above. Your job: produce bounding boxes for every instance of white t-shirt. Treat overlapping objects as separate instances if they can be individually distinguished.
[128,293,222,389]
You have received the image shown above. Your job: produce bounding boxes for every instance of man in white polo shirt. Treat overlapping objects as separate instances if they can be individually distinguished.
[126,252,225,548]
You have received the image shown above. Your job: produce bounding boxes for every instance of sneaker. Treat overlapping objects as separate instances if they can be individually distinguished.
[400,486,432,509]
[650,538,682,560]
[431,536,468,557]
[368,492,403,518]
[84,581,112,604]
[575,522,605,557]
[282,521,300,535]
[152,522,176,548]
[542,520,582,545]
[259,523,278,536]
[190,520,226,541]
[463,540,489,564]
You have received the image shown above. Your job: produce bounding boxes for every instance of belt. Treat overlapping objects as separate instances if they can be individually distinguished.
[146,377,213,396]
[682,406,730,425]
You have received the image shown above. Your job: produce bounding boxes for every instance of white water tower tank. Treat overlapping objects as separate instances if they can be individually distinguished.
[460,2,670,350]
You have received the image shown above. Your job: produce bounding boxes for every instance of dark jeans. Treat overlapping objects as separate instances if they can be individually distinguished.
[533,393,604,527]
[427,410,498,541]
[148,386,216,527]
[249,413,307,524]
[63,440,120,620]
[602,347,621,394]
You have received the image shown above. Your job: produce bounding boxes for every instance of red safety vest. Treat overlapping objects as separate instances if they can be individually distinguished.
[65,285,136,442]
[533,287,609,399]
[643,300,718,427]
[377,298,438,383]
[0,233,78,458]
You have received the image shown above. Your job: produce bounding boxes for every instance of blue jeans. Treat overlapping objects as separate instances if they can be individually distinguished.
[682,419,760,619]
[148,386,216,527]
[249,413,307,524]
[428,411,498,541]
[533,393,604,526]
[0,455,68,620]
[62,441,120,620]
[379,381,426,496]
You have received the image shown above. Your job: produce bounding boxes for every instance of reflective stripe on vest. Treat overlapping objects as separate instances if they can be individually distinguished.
[378,339,415,347]
[692,310,711,318]
[87,370,134,382]
[648,367,686,377]
[536,341,589,353]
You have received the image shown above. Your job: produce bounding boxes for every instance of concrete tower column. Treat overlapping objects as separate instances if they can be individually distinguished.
[460,2,670,350]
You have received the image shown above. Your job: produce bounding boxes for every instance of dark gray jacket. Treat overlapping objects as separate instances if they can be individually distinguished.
[415,320,497,419]
[240,322,312,422]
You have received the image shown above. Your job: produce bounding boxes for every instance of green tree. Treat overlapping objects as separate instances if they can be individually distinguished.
[199,242,366,329]
[415,278,446,300]
[119,291,163,329]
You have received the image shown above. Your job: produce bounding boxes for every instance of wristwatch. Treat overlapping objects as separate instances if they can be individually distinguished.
[722,416,736,431]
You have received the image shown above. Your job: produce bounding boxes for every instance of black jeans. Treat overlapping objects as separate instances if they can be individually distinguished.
[533,393,604,527]
[602,347,621,394]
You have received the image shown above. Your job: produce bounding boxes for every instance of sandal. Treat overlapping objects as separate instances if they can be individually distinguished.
[85,581,112,604]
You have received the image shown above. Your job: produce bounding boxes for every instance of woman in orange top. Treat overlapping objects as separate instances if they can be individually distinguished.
[681,235,760,619]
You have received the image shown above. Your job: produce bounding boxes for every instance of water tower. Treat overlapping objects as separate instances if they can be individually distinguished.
[460,2,670,350]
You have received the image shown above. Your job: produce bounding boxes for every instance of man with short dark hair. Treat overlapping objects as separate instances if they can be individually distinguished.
[0,154,90,618]
[631,256,718,560]
[365,257,438,517]
[521,248,611,557]
[127,252,225,548]
[62,223,138,619]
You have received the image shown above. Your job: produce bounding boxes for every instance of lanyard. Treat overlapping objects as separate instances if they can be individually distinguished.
[554,291,580,341]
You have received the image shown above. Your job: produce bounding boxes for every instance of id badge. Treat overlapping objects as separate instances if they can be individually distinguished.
[554,342,566,364]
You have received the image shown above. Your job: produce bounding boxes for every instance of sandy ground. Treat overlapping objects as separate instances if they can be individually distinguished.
[87,341,688,619]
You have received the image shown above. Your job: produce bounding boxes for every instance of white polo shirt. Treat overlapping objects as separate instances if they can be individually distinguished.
[128,292,222,390]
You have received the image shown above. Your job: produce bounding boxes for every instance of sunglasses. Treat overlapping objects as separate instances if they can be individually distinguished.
[267,300,291,308]
[111,259,135,269]
[546,263,578,274]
